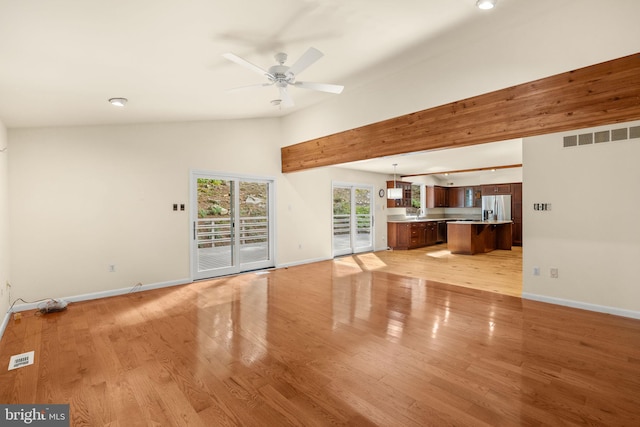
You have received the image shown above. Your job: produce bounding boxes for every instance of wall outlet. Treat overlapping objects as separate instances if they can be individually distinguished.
[550,268,559,279]
[533,266,540,276]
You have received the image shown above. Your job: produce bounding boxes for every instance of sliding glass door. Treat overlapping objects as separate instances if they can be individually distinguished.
[191,172,274,280]
[332,183,374,256]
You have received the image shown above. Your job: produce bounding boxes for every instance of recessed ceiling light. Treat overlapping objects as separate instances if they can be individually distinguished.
[108,97,128,107]
[476,0,497,10]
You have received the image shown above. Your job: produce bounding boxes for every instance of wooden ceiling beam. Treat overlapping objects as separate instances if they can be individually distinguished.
[281,53,640,173]
[401,163,522,179]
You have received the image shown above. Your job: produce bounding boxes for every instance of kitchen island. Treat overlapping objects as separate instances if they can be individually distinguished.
[386,217,480,250]
[447,221,513,255]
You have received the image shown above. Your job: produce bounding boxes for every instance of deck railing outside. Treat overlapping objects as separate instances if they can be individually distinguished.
[197,216,268,248]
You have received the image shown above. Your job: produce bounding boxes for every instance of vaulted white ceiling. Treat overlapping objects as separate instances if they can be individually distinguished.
[0,0,604,128]
[0,0,477,128]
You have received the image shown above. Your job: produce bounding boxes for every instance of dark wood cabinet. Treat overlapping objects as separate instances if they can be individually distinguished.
[448,222,513,255]
[426,222,437,245]
[462,186,482,207]
[388,221,440,250]
[387,222,411,249]
[410,222,427,248]
[473,186,482,207]
[426,186,449,208]
[386,181,412,208]
[481,184,511,195]
[449,187,465,208]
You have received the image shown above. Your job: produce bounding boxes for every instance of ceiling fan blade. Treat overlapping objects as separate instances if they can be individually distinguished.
[226,82,273,93]
[287,47,323,76]
[279,86,294,108]
[222,52,274,79]
[294,81,344,94]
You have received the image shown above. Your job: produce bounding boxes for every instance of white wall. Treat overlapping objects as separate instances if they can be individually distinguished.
[0,119,9,320]
[523,120,640,316]
[278,166,389,264]
[8,120,282,301]
[7,120,389,303]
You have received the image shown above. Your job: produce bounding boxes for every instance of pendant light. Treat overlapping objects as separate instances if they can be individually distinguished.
[387,164,403,199]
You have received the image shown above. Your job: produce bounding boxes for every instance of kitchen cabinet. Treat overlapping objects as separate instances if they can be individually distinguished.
[473,186,482,207]
[410,222,427,248]
[426,222,438,245]
[387,222,411,249]
[482,184,511,195]
[426,186,449,208]
[388,220,441,250]
[451,186,482,208]
[448,221,513,255]
[463,187,473,207]
[386,181,413,208]
[449,187,465,208]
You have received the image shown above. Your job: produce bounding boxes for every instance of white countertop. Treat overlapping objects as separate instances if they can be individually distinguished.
[387,217,481,223]
[447,220,513,225]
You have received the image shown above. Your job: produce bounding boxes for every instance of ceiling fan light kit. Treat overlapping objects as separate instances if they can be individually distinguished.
[108,97,128,107]
[223,47,344,108]
[476,0,497,10]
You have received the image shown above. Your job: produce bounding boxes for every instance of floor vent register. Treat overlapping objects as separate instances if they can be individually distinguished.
[8,351,35,371]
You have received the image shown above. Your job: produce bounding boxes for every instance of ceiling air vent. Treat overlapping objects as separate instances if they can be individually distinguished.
[630,125,640,139]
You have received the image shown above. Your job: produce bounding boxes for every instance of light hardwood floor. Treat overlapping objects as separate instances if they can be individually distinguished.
[1,246,640,426]
[343,244,523,297]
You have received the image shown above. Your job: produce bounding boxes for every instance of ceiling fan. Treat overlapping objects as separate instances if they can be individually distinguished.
[222,47,344,108]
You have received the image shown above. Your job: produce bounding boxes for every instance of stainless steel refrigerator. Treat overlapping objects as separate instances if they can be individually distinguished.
[482,195,511,221]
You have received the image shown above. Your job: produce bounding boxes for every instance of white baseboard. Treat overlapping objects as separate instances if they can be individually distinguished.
[522,292,640,320]
[63,278,192,305]
[277,256,330,269]
[0,310,10,344]
[0,278,192,344]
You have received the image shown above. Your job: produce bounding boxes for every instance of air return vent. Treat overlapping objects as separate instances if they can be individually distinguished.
[578,133,593,145]
[563,125,639,148]
[611,128,628,141]
[594,131,609,143]
[563,135,577,147]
